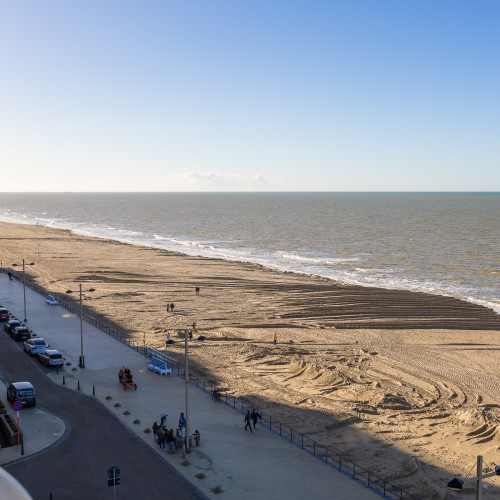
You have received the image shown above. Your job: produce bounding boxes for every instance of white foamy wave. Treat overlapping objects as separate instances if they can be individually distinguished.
[278,251,360,264]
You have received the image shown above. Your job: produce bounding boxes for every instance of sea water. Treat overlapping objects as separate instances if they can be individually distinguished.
[0,192,498,313]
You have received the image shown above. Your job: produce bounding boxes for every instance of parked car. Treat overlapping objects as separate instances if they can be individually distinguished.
[45,295,58,306]
[0,308,10,322]
[37,349,65,367]
[12,326,31,342]
[4,319,21,334]
[24,338,50,356]
[6,381,36,407]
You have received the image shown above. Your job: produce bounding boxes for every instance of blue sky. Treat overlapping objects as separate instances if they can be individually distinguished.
[1,1,499,192]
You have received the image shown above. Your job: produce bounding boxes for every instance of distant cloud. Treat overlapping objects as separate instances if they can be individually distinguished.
[175,172,273,190]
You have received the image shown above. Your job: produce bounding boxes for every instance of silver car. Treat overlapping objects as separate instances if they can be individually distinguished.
[37,349,65,367]
[24,338,50,356]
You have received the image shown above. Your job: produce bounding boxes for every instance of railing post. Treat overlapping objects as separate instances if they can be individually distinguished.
[269,416,272,430]
[279,423,282,436]
[313,441,316,455]
[353,463,356,480]
[325,448,328,463]
[339,455,342,471]
[301,433,303,448]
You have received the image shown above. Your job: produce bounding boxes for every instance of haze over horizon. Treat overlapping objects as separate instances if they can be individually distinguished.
[1,1,499,193]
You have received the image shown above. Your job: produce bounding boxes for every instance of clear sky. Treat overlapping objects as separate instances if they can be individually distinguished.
[1,1,499,192]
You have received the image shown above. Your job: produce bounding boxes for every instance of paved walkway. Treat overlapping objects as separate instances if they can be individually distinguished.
[0,273,380,499]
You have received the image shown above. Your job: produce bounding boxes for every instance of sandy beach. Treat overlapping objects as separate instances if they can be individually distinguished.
[2,221,500,497]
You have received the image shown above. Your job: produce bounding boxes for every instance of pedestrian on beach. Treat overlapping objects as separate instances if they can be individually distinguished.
[244,410,253,432]
[170,303,175,312]
[192,321,196,331]
[166,303,170,312]
[165,332,171,347]
[195,286,200,295]
[273,332,277,345]
[251,408,262,430]
[189,330,193,340]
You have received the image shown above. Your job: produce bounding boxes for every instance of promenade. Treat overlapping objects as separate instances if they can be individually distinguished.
[0,273,380,499]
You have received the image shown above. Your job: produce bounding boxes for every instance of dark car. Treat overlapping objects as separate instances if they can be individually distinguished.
[12,326,31,342]
[4,319,21,334]
[0,308,10,322]
[6,381,36,407]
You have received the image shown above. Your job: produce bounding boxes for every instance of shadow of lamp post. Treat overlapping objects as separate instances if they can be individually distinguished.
[66,284,95,368]
[448,455,500,500]
[12,260,35,322]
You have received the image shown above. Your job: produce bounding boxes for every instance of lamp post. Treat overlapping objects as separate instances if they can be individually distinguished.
[66,284,95,368]
[447,455,500,500]
[184,329,190,457]
[12,260,35,322]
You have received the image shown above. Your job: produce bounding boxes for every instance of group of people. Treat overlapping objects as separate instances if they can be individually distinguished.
[166,303,175,312]
[118,366,132,382]
[244,409,262,433]
[152,412,200,451]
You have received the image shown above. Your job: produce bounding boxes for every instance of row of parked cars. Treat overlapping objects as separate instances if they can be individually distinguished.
[2,309,65,368]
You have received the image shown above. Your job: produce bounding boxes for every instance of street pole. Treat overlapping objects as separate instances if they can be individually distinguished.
[79,283,85,368]
[476,455,483,500]
[22,259,27,322]
[184,329,190,456]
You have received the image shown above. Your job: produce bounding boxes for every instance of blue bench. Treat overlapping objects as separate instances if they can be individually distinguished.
[147,358,172,376]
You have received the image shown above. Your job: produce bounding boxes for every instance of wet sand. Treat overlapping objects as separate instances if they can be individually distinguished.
[1,221,500,497]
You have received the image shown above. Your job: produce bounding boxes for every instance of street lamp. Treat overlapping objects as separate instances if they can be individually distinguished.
[66,284,95,368]
[183,329,190,457]
[447,455,500,500]
[12,260,35,322]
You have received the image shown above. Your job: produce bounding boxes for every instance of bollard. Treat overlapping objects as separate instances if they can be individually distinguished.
[92,385,95,396]
[62,375,65,385]
[77,380,80,391]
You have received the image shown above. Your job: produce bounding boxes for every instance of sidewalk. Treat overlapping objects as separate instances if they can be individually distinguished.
[0,274,380,499]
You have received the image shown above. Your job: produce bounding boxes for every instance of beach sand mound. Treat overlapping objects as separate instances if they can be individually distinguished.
[376,392,412,410]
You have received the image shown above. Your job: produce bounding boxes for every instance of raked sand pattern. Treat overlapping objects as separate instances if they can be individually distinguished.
[1,221,500,498]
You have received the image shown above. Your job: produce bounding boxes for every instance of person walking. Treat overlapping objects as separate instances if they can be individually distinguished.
[273,332,277,345]
[244,410,253,432]
[251,408,262,430]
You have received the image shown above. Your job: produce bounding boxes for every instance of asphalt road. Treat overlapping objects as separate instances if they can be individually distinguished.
[0,329,206,500]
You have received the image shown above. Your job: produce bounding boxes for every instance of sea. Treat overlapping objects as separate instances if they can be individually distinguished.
[0,192,498,313]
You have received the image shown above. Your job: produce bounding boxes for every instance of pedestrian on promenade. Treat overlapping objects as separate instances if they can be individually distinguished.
[193,430,200,446]
[152,421,159,440]
[244,410,253,432]
[166,428,175,451]
[179,412,186,430]
[157,426,166,450]
[7,272,12,280]
[176,428,183,449]
[251,409,262,430]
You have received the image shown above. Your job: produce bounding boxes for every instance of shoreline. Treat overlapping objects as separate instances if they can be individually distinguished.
[2,219,500,496]
[0,221,498,332]
[2,213,498,316]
